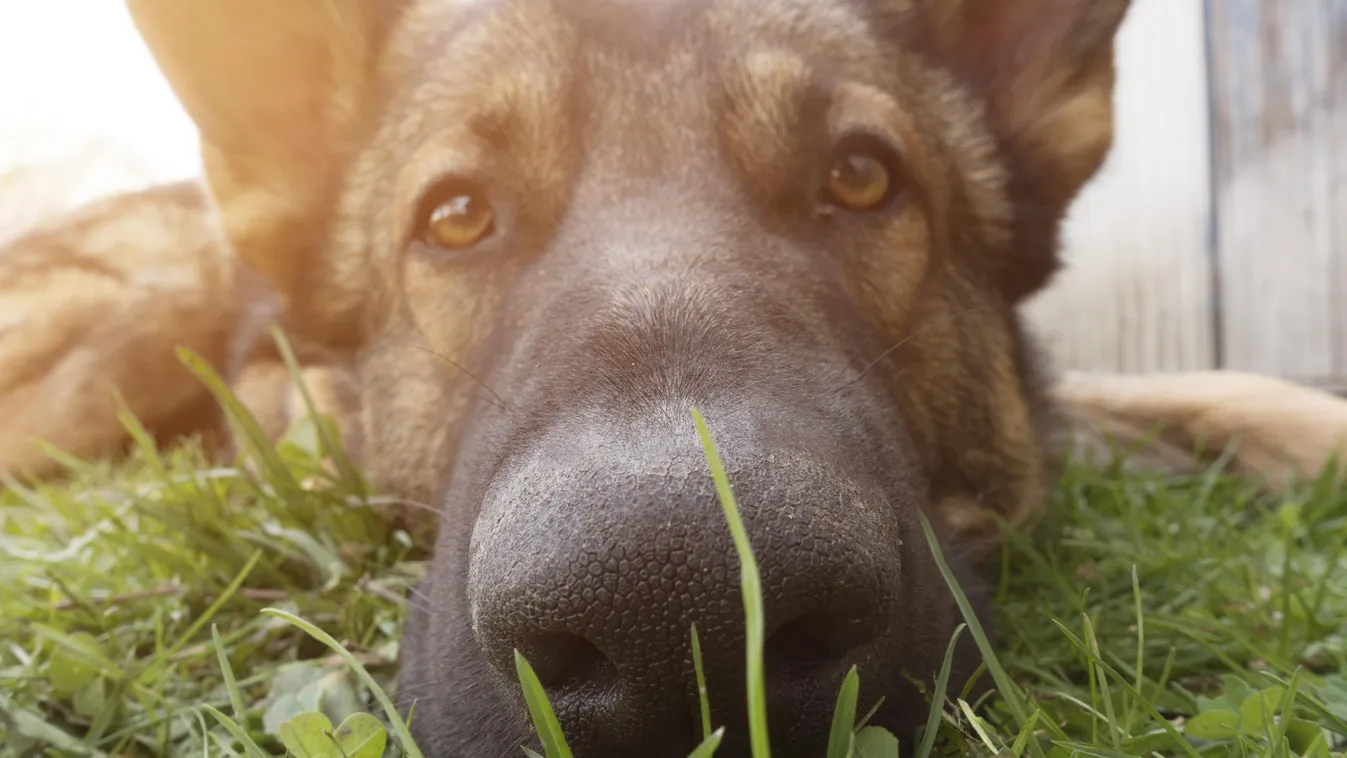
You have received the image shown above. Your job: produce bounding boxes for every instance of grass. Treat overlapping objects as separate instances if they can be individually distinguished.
[2,352,1346,757]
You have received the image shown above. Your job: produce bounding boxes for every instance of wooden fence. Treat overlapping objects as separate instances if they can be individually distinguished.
[1027,0,1347,388]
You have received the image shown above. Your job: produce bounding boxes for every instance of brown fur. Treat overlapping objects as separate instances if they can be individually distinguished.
[6,180,1338,500]
[114,0,1094,543]
[3,0,1347,752]
[2,1,1337,513]
[0,182,233,479]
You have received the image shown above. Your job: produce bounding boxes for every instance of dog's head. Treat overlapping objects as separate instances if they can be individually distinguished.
[128,0,1130,754]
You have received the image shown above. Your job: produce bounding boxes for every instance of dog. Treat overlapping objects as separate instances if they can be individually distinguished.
[3,0,1346,755]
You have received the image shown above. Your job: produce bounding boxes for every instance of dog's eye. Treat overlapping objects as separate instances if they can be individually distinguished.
[824,151,892,213]
[418,181,496,249]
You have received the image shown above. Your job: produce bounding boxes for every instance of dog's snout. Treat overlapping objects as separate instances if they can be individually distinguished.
[467,416,902,752]
[474,509,889,680]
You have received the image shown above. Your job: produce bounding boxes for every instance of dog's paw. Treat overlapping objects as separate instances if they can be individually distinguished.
[1052,370,1347,491]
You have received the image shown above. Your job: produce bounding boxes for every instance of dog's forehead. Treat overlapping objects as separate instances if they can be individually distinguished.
[378,0,903,153]
[396,0,882,70]
[551,0,715,50]
[370,0,914,198]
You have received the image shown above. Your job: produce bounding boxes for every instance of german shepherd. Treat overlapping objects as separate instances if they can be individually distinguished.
[2,0,1345,755]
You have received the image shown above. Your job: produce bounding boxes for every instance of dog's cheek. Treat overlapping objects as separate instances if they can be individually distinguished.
[854,211,933,336]
[355,330,461,531]
[884,282,1049,548]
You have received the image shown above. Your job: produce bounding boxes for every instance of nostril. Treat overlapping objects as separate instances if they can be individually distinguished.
[520,633,616,691]
[765,613,878,673]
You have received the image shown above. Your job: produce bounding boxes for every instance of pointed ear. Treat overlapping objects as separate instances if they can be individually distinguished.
[124,0,395,335]
[923,0,1133,300]
[126,0,378,175]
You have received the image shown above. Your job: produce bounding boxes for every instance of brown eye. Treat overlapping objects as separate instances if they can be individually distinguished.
[420,183,496,249]
[824,152,892,212]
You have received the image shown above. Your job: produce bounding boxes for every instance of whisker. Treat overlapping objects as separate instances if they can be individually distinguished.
[400,342,514,414]
[392,677,489,711]
[391,694,437,711]
[391,680,451,702]
[855,331,922,379]
[364,495,441,516]
[852,305,991,382]
[405,585,436,611]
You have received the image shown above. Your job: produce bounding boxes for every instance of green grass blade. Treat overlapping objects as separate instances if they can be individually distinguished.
[855,697,885,732]
[210,625,248,723]
[176,347,296,489]
[1081,613,1122,753]
[27,440,97,479]
[691,623,713,741]
[195,709,210,758]
[1270,667,1304,749]
[1009,711,1043,757]
[691,408,771,758]
[958,699,1005,753]
[827,665,860,758]
[514,650,575,758]
[915,510,1043,758]
[522,748,546,758]
[915,623,966,758]
[268,325,366,496]
[199,705,268,758]
[1082,600,1101,745]
[688,727,726,758]
[1124,565,1145,734]
[1255,671,1347,737]
[260,609,426,758]
[1048,620,1201,758]
[113,389,170,481]
[1045,742,1135,758]
[163,549,262,660]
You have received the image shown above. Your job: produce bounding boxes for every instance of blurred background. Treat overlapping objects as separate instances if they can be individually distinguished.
[1,0,1342,389]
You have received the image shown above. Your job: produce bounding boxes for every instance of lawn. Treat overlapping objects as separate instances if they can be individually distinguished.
[2,355,1345,757]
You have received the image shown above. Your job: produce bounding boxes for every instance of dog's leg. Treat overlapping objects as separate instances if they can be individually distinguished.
[1053,370,1347,491]
[0,182,240,479]
[0,182,364,481]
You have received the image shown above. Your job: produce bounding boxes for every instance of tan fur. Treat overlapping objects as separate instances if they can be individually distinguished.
[1056,371,1347,490]
[922,0,1128,207]
[0,184,235,479]
[0,0,1344,556]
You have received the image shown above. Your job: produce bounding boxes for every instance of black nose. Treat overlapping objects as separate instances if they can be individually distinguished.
[467,422,902,755]
[479,522,886,689]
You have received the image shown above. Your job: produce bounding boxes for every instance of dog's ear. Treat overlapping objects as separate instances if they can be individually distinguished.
[125,0,380,179]
[920,0,1133,300]
[124,0,397,339]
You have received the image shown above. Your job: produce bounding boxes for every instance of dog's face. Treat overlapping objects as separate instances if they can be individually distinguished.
[128,0,1129,754]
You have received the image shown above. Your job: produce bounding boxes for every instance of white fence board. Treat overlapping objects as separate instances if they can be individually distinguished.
[1330,0,1347,378]
[1207,0,1342,379]
[1025,0,1217,375]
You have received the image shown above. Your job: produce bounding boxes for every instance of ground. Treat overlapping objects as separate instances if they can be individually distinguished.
[2,357,1345,757]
